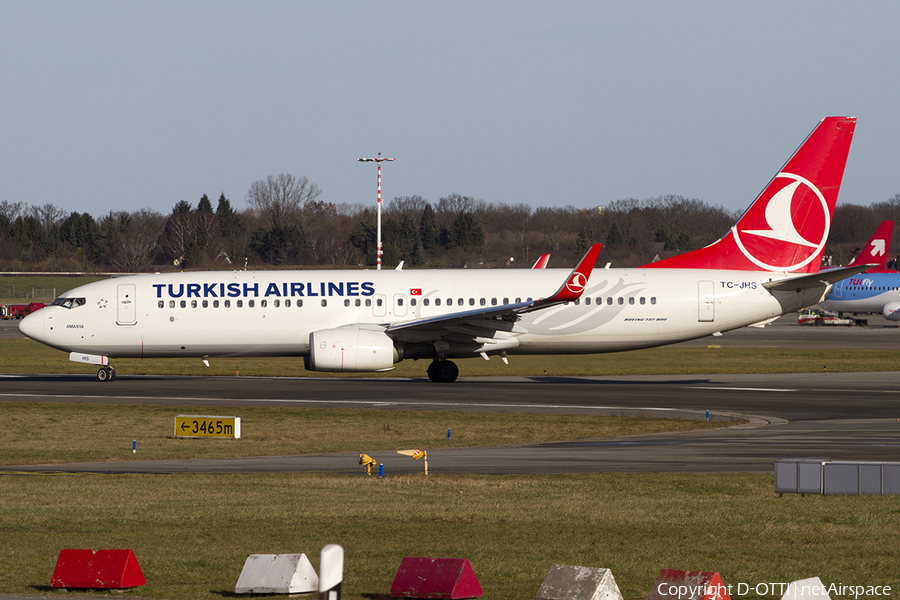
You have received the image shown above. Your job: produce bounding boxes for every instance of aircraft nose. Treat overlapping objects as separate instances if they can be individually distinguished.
[18,310,44,341]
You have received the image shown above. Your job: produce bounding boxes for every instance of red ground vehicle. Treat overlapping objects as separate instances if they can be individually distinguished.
[1,302,46,319]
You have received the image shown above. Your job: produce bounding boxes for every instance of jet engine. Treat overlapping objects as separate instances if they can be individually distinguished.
[306,327,398,372]
[883,302,900,321]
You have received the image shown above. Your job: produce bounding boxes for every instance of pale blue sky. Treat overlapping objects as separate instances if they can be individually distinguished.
[2,1,898,217]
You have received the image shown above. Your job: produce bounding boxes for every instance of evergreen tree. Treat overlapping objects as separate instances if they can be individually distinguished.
[197,194,213,213]
[173,200,192,214]
[419,204,438,251]
[216,193,236,239]
[605,222,625,246]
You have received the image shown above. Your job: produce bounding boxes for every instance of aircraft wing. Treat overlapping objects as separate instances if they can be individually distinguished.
[762,264,874,292]
[384,245,602,348]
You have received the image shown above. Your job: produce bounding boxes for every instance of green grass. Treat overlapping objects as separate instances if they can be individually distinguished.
[0,473,897,600]
[1,337,899,378]
[0,275,105,303]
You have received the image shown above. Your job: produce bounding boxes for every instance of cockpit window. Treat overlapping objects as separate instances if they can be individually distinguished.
[51,297,86,309]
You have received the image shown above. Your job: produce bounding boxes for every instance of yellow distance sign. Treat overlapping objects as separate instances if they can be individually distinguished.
[175,415,241,439]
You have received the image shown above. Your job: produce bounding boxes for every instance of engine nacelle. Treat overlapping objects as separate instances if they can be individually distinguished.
[306,327,397,372]
[883,302,900,321]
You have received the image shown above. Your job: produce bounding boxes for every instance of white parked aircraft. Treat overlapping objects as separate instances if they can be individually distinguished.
[20,117,862,383]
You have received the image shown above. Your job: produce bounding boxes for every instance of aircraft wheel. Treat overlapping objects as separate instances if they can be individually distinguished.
[97,367,115,382]
[428,360,459,383]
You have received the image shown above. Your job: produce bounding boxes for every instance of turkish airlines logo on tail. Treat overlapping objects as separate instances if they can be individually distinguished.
[733,172,829,271]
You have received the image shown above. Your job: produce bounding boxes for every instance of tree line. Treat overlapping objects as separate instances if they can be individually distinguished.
[1,173,898,272]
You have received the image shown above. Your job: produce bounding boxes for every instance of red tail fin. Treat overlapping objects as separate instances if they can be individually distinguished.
[850,220,894,271]
[645,117,856,272]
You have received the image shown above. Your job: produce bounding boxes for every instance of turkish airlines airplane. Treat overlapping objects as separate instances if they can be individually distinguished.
[19,116,861,383]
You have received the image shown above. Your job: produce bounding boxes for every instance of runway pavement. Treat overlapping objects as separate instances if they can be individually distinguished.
[2,369,899,475]
[2,312,899,475]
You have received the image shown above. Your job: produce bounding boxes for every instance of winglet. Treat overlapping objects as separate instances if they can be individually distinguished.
[531,254,550,269]
[539,243,602,304]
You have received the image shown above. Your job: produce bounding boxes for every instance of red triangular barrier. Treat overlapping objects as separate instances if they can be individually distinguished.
[391,557,483,599]
[51,549,146,589]
[647,569,730,600]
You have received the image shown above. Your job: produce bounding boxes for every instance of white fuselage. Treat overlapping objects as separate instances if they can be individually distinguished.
[20,267,815,362]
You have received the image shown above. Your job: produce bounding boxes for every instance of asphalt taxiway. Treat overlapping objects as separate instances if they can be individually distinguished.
[2,370,898,475]
[2,315,898,475]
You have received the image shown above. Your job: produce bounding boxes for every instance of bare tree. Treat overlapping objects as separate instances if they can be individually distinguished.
[28,203,67,235]
[246,173,322,229]
[0,201,25,222]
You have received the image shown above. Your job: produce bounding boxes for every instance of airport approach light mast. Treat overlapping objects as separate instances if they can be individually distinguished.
[357,153,395,270]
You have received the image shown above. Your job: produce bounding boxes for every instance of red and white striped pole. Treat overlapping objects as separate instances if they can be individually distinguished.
[358,153,395,270]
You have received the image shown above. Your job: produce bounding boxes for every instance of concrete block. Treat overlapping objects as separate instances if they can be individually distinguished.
[235,553,318,595]
[51,549,145,589]
[391,557,483,599]
[781,577,831,600]
[535,564,623,600]
[646,569,730,600]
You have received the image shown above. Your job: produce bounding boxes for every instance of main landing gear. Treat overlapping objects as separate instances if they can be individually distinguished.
[97,366,116,382]
[427,360,459,383]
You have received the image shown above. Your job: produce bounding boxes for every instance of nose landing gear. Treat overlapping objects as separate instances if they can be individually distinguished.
[97,366,116,382]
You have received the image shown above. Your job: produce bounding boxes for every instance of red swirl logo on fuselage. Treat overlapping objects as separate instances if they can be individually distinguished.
[732,172,829,271]
[565,272,587,294]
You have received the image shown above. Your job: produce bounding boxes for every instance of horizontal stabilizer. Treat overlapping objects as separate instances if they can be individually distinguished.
[763,264,874,292]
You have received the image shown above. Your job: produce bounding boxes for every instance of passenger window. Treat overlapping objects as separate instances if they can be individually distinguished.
[274,299,280,308]
[469,298,475,306]
[398,298,404,306]
[355,299,361,307]
[297,299,303,307]
[585,298,591,306]
[248,300,255,308]
[376,298,383,307]
[491,298,497,306]
[237,300,243,308]
[158,300,164,309]
[191,300,198,308]
[480,298,486,306]
[411,298,417,306]
[169,300,175,309]
[424,298,430,306]
[213,300,219,308]
[202,300,208,308]
[435,298,441,306]
[651,297,657,305]
[628,297,634,305]
[260,300,266,308]
[321,299,327,307]
[224,300,231,308]
[607,298,613,305]
[285,299,292,307]
[364,299,370,307]
[617,298,624,305]
[180,300,187,308]
[640,297,646,305]
[344,299,350,307]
